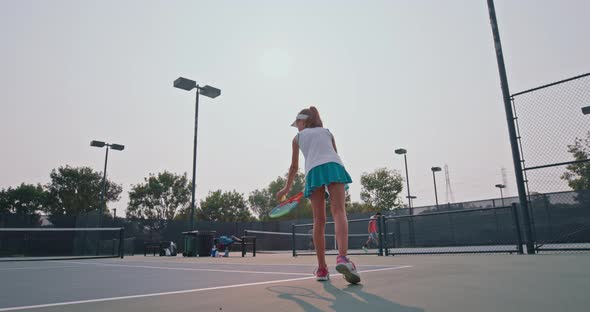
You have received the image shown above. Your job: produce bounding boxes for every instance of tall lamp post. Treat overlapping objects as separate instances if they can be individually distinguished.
[90,140,124,228]
[173,77,221,231]
[431,167,442,209]
[394,149,412,210]
[395,148,415,245]
[495,184,506,206]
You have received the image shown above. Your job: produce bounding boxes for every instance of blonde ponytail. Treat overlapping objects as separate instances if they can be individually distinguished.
[305,106,323,128]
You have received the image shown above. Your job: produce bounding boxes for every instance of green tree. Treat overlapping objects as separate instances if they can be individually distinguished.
[45,166,122,217]
[346,201,374,214]
[360,167,404,211]
[248,171,311,220]
[127,171,191,221]
[0,183,47,214]
[0,183,47,227]
[562,131,590,190]
[247,188,273,220]
[197,190,254,222]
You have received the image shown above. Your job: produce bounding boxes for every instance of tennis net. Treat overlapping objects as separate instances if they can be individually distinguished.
[0,227,130,261]
[245,218,395,256]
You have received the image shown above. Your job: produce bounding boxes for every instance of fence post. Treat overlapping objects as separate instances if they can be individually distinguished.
[291,224,296,257]
[377,216,384,256]
[511,203,524,254]
[119,228,125,259]
[486,0,535,254]
[383,216,390,256]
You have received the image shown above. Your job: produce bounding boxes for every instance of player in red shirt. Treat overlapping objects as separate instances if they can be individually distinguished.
[362,212,381,252]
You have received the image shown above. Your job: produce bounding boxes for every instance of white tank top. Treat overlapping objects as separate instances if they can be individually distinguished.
[297,127,345,175]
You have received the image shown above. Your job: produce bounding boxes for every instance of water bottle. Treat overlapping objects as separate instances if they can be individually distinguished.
[211,245,217,257]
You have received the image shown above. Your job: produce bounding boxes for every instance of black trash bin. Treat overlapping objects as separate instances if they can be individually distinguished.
[182,231,216,257]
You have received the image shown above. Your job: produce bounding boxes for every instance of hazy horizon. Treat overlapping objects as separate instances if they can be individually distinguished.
[1,0,589,214]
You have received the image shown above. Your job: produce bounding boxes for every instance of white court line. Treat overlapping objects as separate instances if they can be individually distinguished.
[104,258,401,268]
[50,261,312,276]
[0,266,75,271]
[0,265,412,312]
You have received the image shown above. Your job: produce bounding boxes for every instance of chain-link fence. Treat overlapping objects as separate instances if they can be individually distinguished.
[0,212,321,255]
[3,181,589,256]
[383,204,523,255]
[512,73,590,252]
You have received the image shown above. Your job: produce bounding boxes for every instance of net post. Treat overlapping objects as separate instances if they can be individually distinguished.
[377,216,384,256]
[242,230,248,257]
[511,203,524,254]
[119,228,125,259]
[291,223,296,257]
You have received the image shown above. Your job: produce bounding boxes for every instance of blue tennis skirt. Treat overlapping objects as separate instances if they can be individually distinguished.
[304,162,353,198]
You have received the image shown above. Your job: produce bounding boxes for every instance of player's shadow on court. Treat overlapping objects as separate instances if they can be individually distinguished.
[267,282,423,312]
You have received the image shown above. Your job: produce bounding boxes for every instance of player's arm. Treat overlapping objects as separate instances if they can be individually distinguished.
[285,137,299,190]
[277,137,299,199]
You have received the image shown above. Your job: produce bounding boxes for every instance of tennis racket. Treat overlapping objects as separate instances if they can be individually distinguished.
[269,192,304,218]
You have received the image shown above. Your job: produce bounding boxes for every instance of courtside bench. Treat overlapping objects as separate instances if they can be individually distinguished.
[144,241,177,256]
[144,241,163,256]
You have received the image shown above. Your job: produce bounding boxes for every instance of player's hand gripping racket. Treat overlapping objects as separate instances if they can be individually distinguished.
[269,192,304,218]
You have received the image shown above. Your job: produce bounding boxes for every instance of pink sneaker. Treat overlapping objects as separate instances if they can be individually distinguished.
[335,256,361,284]
[314,266,330,281]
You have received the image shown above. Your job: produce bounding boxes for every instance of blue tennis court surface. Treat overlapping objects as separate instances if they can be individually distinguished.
[0,254,587,312]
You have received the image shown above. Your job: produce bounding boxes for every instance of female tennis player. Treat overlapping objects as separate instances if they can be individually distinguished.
[276,106,360,284]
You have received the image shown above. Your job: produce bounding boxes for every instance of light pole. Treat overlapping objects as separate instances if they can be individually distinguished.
[431,167,442,209]
[395,148,415,245]
[394,149,412,210]
[173,77,221,231]
[90,140,124,228]
[495,184,506,206]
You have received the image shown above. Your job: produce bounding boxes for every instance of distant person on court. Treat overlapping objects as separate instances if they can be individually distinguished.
[213,235,242,257]
[362,212,381,252]
[277,106,360,284]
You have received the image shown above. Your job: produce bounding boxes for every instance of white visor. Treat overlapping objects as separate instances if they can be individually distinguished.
[291,114,309,127]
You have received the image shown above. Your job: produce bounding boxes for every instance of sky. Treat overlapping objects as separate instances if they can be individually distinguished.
[1,0,589,214]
